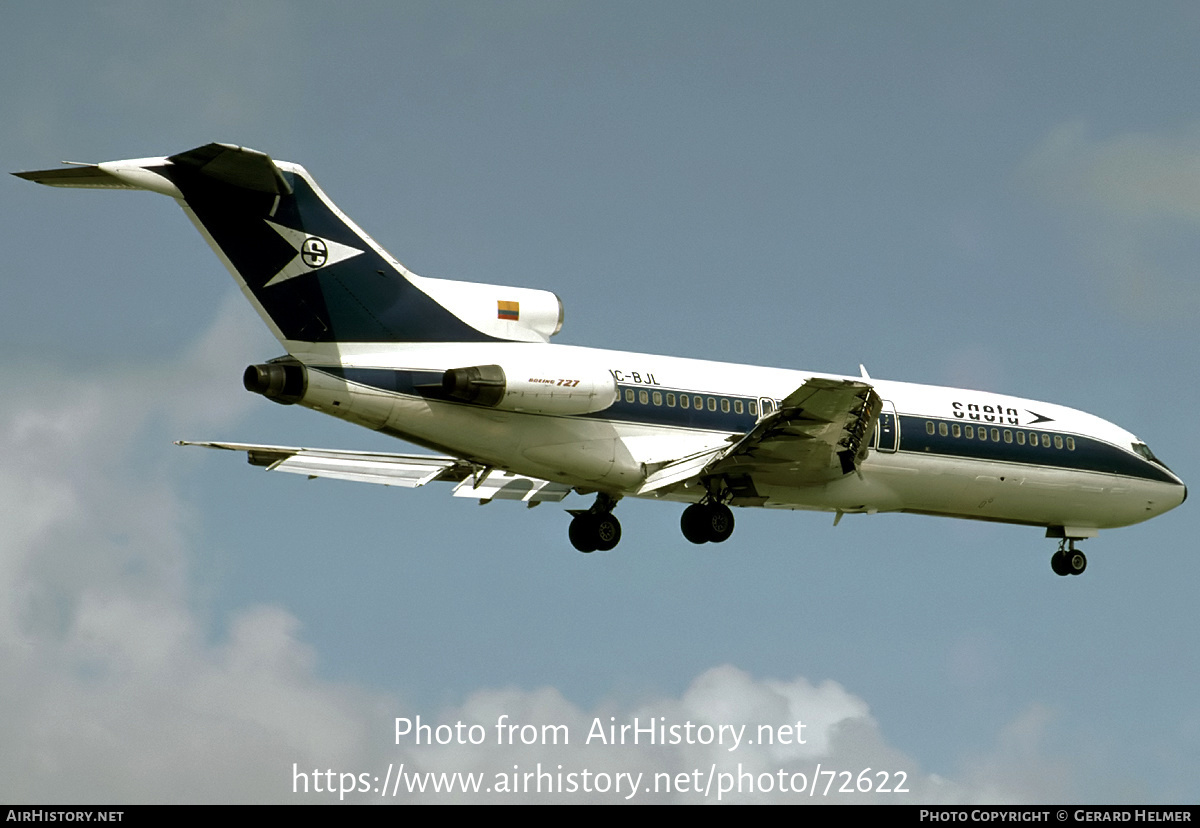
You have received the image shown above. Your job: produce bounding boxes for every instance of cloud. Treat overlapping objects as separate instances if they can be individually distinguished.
[374,665,1059,803]
[1018,121,1200,321]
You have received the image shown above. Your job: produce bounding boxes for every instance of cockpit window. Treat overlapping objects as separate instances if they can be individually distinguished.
[1132,442,1173,471]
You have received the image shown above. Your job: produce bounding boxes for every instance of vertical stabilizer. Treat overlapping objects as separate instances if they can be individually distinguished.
[16,143,564,346]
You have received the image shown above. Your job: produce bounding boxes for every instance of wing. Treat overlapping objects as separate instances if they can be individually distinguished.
[637,377,881,495]
[176,441,573,505]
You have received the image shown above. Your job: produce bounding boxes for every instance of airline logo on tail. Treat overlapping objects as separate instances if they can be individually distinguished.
[264,220,364,287]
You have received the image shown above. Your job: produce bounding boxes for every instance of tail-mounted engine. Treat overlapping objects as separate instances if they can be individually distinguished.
[243,360,307,405]
[442,363,617,416]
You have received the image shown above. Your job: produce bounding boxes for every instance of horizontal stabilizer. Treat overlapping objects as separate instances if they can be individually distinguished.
[13,165,135,189]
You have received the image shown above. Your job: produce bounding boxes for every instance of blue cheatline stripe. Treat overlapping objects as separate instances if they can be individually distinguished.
[311,368,1175,485]
[597,386,760,432]
[898,415,1178,484]
[314,366,445,395]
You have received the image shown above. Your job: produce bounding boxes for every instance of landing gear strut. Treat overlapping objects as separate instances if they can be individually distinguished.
[1050,539,1087,576]
[680,500,735,544]
[568,493,621,553]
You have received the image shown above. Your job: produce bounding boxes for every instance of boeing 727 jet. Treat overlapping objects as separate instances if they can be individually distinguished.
[15,143,1186,576]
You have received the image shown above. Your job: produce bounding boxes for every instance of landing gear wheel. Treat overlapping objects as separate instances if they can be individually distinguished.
[1051,540,1088,576]
[594,513,622,551]
[569,512,622,553]
[706,503,734,543]
[681,502,736,544]
[1050,550,1071,576]
[681,503,711,544]
[1067,550,1087,575]
[569,514,599,553]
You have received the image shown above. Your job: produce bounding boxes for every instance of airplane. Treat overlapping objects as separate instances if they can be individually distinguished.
[15,143,1186,576]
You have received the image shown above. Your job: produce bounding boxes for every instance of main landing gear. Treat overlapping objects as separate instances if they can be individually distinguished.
[568,493,622,553]
[566,495,737,552]
[1050,539,1087,576]
[680,500,735,545]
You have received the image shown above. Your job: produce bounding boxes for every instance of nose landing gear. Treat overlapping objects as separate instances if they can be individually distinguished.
[1050,539,1087,576]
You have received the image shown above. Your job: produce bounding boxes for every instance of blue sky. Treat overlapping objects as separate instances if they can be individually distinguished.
[2,1,1198,803]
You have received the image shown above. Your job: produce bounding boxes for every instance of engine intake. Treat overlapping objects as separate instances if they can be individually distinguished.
[442,364,507,407]
[441,363,617,415]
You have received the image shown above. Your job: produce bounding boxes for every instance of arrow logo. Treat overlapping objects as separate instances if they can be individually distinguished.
[263,220,363,287]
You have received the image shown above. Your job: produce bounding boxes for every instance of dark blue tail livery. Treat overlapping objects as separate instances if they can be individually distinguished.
[17,143,564,345]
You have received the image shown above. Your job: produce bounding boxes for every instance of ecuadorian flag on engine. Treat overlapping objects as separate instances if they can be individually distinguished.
[497,300,520,321]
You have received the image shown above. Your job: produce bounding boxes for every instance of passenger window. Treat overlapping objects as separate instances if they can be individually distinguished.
[991,428,1000,442]
[925,421,934,435]
[734,400,744,414]
[1017,431,1025,445]
[1003,430,1012,443]
[952,423,961,438]
[979,428,987,442]
[1053,435,1063,449]
[965,425,974,439]
[681,395,690,409]
[652,391,662,406]
[666,393,676,407]
[721,398,730,413]
[694,396,703,409]
[749,401,758,416]
[638,390,648,404]
[1066,436,1075,450]
[707,397,716,411]
[1041,433,1051,448]
[624,389,634,403]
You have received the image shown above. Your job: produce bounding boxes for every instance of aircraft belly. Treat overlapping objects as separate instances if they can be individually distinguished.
[871,454,1174,529]
[517,419,655,485]
[733,450,1179,532]
[522,439,617,483]
[379,395,646,486]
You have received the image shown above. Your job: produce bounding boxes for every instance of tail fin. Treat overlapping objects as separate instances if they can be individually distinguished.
[16,143,563,346]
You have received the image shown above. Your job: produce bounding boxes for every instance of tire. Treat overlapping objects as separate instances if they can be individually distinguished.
[569,514,598,553]
[681,503,710,544]
[1050,550,1070,576]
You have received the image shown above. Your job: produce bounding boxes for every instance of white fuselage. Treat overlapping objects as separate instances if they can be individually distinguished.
[284,339,1186,534]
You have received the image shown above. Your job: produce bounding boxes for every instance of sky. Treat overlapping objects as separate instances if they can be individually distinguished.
[2,1,1198,804]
